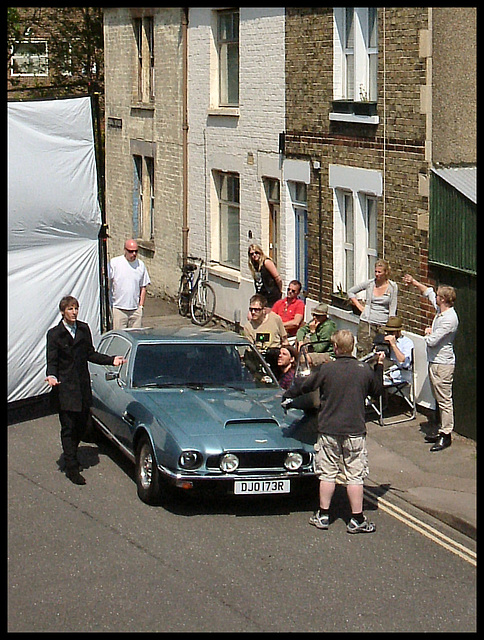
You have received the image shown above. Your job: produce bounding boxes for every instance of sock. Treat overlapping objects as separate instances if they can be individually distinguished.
[352,512,365,524]
[318,507,329,516]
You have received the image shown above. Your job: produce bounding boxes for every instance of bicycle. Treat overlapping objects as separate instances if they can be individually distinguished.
[177,256,216,326]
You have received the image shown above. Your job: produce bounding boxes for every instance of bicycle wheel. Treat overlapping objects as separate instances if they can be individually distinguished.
[190,281,216,326]
[177,274,191,317]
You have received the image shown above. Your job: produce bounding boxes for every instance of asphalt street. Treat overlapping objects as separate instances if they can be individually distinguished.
[8,414,476,633]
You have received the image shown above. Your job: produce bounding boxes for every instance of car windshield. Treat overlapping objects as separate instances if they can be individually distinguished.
[131,342,279,389]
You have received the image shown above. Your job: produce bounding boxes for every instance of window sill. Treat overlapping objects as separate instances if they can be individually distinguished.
[208,107,240,118]
[136,239,155,254]
[208,263,241,284]
[329,112,379,125]
[330,100,379,125]
[130,103,155,114]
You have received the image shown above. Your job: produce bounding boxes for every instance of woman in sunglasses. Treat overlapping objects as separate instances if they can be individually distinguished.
[247,243,282,307]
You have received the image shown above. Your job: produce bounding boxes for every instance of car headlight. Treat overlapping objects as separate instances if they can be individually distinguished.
[179,450,203,470]
[284,452,303,471]
[220,453,239,473]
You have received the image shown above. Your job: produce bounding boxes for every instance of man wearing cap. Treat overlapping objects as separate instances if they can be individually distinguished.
[296,302,336,358]
[383,316,414,385]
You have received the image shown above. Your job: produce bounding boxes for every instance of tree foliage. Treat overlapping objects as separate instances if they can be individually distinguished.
[7,7,104,97]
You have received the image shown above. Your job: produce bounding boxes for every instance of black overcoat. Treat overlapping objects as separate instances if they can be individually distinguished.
[46,320,114,412]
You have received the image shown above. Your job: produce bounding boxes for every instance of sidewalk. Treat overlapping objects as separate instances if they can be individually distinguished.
[143,295,477,540]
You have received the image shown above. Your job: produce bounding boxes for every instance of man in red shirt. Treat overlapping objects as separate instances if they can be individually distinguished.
[272,280,305,338]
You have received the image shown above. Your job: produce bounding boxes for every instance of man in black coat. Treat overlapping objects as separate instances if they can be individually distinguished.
[46,296,125,484]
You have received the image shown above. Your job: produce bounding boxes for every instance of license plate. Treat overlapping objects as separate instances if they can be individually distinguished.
[234,479,290,495]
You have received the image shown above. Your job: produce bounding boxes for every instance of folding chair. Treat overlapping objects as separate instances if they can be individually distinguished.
[366,349,416,426]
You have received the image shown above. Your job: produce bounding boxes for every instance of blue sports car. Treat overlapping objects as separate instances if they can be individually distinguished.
[89,327,318,504]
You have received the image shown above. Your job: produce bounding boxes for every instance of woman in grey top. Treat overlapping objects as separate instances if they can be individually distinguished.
[348,259,398,357]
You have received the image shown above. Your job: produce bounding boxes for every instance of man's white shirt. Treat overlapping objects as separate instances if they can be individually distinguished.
[109,255,151,310]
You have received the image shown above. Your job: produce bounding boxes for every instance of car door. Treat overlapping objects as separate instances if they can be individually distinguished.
[91,335,133,447]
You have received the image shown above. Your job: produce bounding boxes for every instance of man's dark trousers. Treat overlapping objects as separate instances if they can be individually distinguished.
[59,407,90,471]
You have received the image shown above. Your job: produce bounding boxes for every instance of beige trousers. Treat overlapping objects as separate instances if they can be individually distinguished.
[112,306,143,329]
[428,363,455,435]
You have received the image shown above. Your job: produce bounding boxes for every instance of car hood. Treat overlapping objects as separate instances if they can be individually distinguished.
[132,386,313,448]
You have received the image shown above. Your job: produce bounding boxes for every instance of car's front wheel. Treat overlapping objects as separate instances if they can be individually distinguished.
[135,435,162,505]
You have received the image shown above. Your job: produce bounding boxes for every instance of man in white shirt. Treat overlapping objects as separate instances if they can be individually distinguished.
[383,316,414,385]
[404,274,459,451]
[109,239,151,329]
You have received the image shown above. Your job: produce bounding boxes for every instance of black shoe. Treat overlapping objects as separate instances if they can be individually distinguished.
[430,433,451,452]
[66,468,86,485]
[424,432,440,443]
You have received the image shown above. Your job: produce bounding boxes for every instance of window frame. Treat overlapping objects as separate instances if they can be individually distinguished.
[331,7,379,123]
[330,164,382,293]
[217,9,239,107]
[10,39,49,77]
[216,171,240,269]
[133,15,155,103]
[132,154,155,241]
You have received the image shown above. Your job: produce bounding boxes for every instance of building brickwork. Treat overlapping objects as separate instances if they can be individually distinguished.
[103,8,184,297]
[284,7,432,334]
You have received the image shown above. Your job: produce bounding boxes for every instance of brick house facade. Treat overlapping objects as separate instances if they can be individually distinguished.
[284,7,432,334]
[283,7,475,433]
[103,8,184,296]
[102,7,475,433]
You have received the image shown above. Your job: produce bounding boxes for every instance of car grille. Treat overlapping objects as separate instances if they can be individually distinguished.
[206,450,312,471]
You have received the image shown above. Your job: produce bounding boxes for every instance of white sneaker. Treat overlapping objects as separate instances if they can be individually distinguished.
[347,516,376,534]
[308,510,329,529]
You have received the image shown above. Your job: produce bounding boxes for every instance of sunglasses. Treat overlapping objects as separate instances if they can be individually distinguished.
[287,287,298,293]
[249,307,263,313]
[249,251,260,257]
[126,249,138,253]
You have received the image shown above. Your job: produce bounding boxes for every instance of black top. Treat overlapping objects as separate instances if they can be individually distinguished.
[254,259,281,306]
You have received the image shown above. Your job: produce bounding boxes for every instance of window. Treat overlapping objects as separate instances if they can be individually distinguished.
[288,181,308,291]
[216,172,240,268]
[264,178,280,265]
[334,190,380,291]
[344,8,355,100]
[133,155,155,240]
[365,196,378,279]
[102,336,131,384]
[342,191,355,292]
[217,9,239,106]
[134,16,154,102]
[11,40,48,76]
[329,165,382,292]
[333,8,378,105]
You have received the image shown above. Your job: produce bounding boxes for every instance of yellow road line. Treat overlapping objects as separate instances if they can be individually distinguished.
[364,488,476,567]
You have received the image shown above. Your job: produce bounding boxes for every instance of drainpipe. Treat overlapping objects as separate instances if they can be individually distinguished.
[182,7,189,265]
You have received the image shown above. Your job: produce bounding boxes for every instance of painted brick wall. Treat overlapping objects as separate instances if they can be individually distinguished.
[104,8,184,298]
[187,8,287,322]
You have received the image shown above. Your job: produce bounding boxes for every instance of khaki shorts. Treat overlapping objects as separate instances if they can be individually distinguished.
[313,433,369,485]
